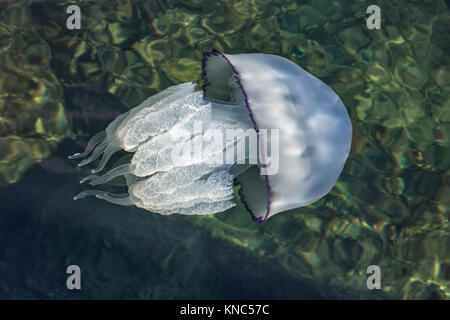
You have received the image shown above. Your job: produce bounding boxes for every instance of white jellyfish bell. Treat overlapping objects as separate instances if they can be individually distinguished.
[69,50,352,222]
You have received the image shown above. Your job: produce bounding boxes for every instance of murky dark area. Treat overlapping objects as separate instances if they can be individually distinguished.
[0,145,325,299]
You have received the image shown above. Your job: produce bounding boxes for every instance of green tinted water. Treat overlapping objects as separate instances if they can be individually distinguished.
[0,0,448,299]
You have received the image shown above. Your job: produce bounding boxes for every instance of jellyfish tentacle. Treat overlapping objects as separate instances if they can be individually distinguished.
[80,174,96,184]
[74,190,133,206]
[77,140,108,167]
[84,163,131,186]
[68,131,106,159]
[73,190,97,200]
[95,192,133,206]
[91,139,123,173]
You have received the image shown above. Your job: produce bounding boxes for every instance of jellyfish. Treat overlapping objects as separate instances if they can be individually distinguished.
[70,50,352,222]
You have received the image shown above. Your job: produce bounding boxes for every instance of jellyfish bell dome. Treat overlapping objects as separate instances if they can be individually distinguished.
[202,50,352,222]
[70,50,352,223]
